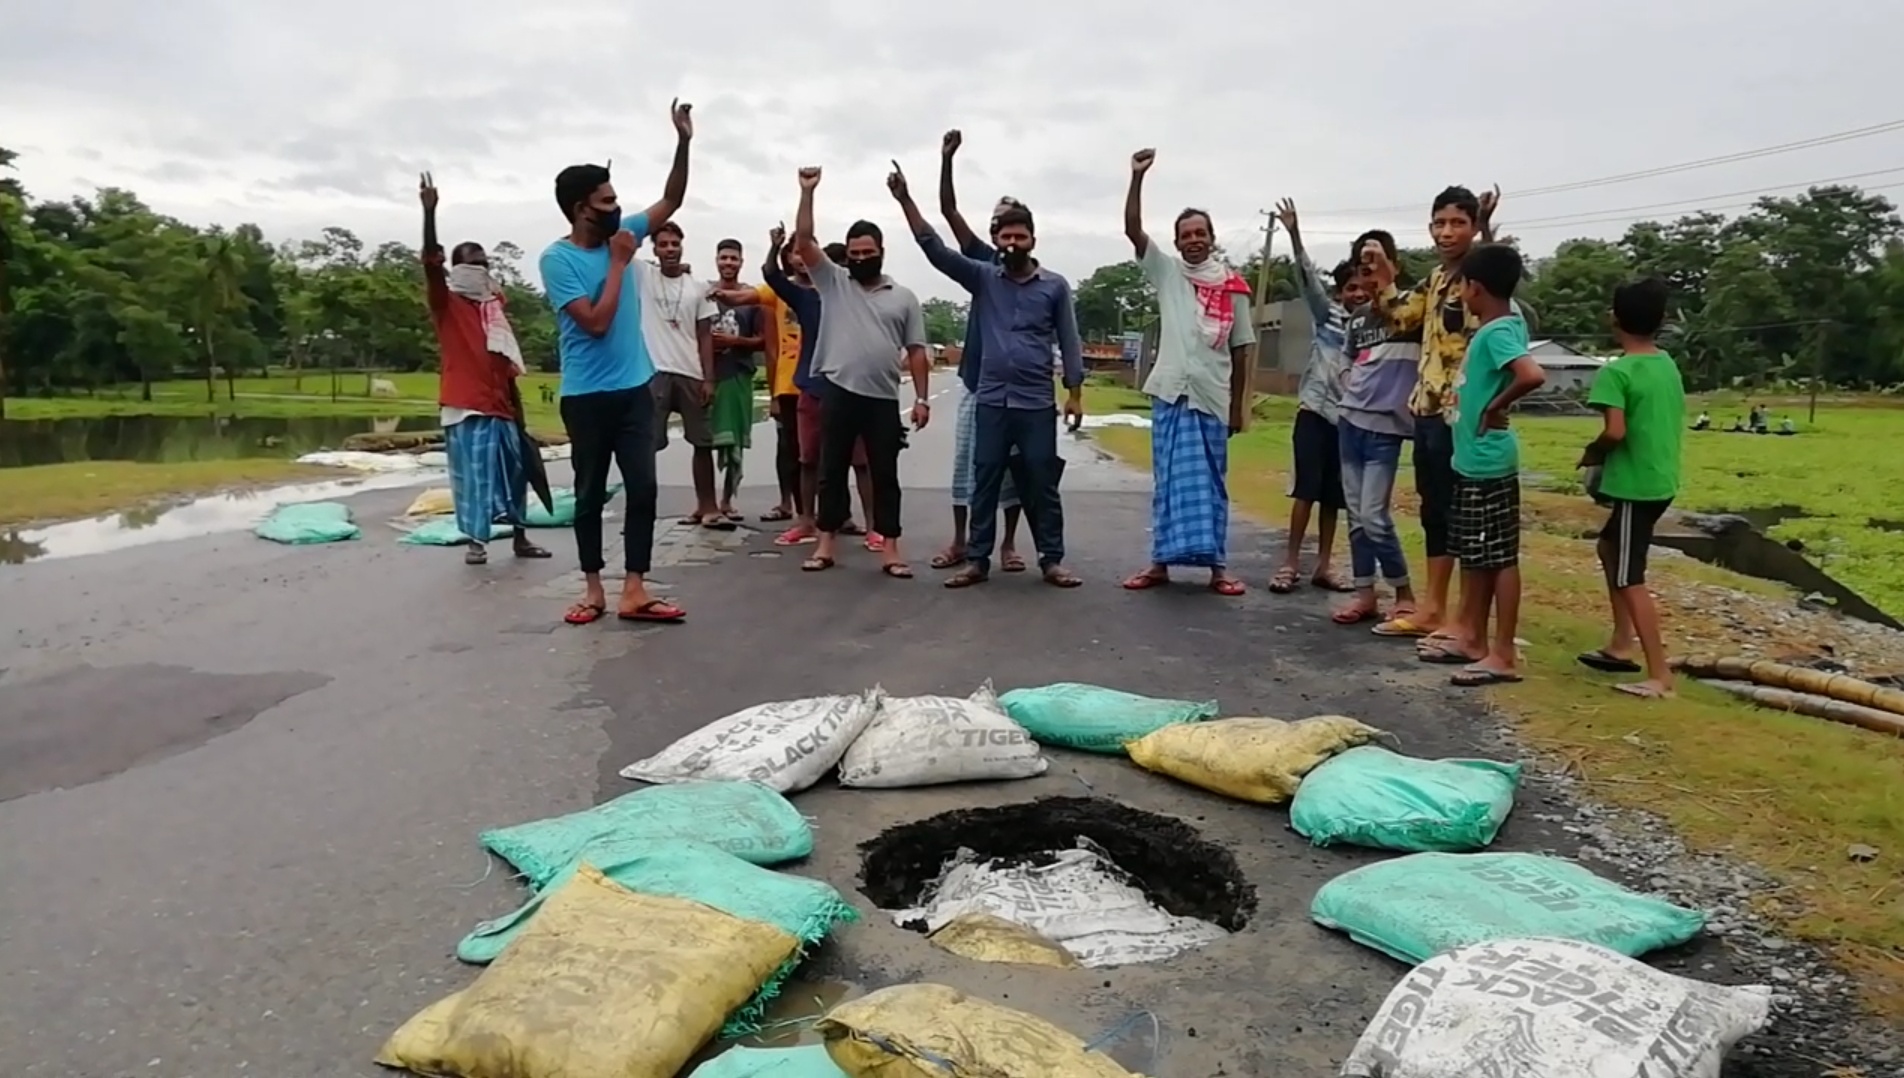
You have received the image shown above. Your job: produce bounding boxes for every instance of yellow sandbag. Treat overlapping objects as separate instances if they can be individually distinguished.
[406,488,455,516]
[818,983,1138,1078]
[1124,715,1381,803]
[375,863,800,1078]
[927,912,1080,968]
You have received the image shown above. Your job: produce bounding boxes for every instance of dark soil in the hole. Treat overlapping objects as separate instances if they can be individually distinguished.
[857,796,1257,932]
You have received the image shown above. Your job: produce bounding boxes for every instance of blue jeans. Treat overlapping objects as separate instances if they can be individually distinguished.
[1339,421,1410,590]
[968,403,1065,571]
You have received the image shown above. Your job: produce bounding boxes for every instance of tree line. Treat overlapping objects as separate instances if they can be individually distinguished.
[4,142,1902,414]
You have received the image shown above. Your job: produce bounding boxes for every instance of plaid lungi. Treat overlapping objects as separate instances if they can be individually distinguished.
[951,389,1018,510]
[445,414,527,543]
[1149,395,1229,567]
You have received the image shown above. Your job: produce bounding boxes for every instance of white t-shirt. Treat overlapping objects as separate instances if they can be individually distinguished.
[1137,241,1253,418]
[635,262,717,379]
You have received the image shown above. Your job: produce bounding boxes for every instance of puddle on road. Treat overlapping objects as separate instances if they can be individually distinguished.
[0,662,329,802]
[0,470,440,565]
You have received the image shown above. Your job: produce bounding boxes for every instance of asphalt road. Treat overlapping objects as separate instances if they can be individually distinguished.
[0,372,1778,1076]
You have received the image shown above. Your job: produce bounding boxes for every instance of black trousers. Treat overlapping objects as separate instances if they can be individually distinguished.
[560,384,658,575]
[968,403,1065,571]
[773,393,801,503]
[817,382,904,538]
[1412,413,1456,560]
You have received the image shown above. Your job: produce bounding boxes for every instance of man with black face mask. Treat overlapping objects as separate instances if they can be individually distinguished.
[789,166,931,579]
[537,98,694,627]
[889,161,1084,589]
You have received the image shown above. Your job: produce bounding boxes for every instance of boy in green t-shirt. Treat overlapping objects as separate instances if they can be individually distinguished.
[1578,276,1685,700]
[1435,244,1546,687]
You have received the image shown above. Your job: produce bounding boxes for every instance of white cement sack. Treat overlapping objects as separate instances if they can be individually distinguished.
[837,680,1047,788]
[619,688,885,794]
[1341,937,1771,1078]
[892,840,1227,968]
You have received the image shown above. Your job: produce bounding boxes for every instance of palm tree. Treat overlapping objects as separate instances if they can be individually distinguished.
[198,234,245,402]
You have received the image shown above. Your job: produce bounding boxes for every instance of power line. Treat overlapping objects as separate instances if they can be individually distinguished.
[1505,167,1904,228]
[1311,117,1904,216]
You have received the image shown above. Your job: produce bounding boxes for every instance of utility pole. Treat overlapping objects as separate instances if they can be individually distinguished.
[1809,321,1827,425]
[1253,210,1278,306]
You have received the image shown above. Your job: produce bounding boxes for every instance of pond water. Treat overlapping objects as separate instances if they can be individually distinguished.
[0,414,440,468]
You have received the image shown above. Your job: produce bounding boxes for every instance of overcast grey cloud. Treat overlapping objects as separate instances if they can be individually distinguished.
[4,0,1902,299]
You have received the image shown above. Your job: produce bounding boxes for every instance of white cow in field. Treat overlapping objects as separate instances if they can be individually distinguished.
[370,377,399,398]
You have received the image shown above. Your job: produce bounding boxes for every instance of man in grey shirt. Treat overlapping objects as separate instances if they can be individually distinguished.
[790,165,932,578]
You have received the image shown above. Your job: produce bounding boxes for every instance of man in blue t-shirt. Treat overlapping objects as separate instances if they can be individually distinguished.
[537,98,694,628]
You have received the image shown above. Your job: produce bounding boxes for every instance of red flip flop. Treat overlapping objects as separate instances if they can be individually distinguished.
[1211,578,1247,597]
[564,602,606,626]
[619,600,686,623]
[1122,571,1168,590]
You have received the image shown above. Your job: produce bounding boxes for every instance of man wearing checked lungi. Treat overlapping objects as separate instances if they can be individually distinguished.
[419,173,551,566]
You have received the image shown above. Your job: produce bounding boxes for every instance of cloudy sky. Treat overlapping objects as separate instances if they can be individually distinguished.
[4,0,1902,301]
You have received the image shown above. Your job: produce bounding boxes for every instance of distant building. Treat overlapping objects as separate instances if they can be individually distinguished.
[1529,339,1606,394]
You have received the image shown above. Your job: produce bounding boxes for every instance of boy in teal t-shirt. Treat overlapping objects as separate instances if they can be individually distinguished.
[1577,276,1685,700]
[1432,244,1546,687]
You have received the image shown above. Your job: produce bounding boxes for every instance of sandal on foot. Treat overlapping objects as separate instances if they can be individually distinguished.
[1211,577,1247,597]
[1578,649,1643,674]
[760,507,792,523]
[1002,552,1028,573]
[930,550,966,570]
[1373,616,1435,638]
[944,566,989,589]
[512,542,553,559]
[880,562,914,579]
[1420,645,1487,665]
[801,556,836,572]
[1452,666,1524,687]
[701,517,738,532]
[1311,570,1353,593]
[774,527,817,547]
[619,599,686,623]
[865,533,887,553]
[839,521,867,536]
[1332,605,1379,625]
[1043,565,1084,588]
[1122,570,1169,590]
[1268,566,1300,594]
[564,602,607,625]
[464,546,489,566]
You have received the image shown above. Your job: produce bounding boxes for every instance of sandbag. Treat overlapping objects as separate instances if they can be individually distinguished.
[522,484,619,528]
[376,864,800,1078]
[1311,851,1706,964]
[620,688,885,793]
[927,912,1080,968]
[1125,715,1380,803]
[405,488,455,516]
[399,517,513,545]
[254,502,358,544]
[692,1046,846,1077]
[1341,937,1771,1078]
[818,983,1138,1078]
[480,780,813,888]
[1289,746,1521,851]
[893,840,1226,968]
[997,682,1217,753]
[838,681,1047,788]
[457,841,857,1035]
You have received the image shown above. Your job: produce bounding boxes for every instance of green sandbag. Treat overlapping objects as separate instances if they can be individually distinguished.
[398,517,513,545]
[692,1046,845,1077]
[1289,746,1522,852]
[1311,851,1706,964]
[521,483,619,528]
[480,780,814,889]
[254,502,359,544]
[459,843,857,1036]
[997,682,1217,753]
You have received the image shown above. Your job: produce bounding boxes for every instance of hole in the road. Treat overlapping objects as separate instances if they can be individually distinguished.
[858,797,1255,968]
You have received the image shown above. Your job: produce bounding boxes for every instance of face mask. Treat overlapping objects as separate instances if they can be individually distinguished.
[593,205,622,238]
[846,256,883,283]
[1000,245,1032,272]
[446,264,495,299]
